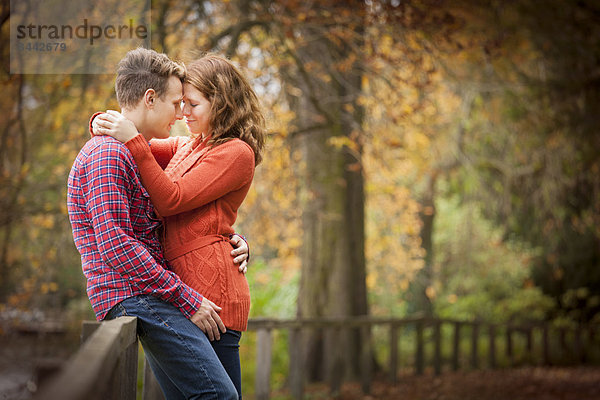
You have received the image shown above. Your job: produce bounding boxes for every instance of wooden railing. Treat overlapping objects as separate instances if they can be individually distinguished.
[33,316,138,400]
[34,315,599,400]
[248,316,599,399]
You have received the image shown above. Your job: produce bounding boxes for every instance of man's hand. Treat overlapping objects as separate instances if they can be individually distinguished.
[190,298,226,341]
[230,234,249,274]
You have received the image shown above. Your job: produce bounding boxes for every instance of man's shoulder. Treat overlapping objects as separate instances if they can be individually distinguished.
[77,136,134,166]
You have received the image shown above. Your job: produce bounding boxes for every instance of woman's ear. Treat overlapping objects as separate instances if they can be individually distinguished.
[144,88,156,108]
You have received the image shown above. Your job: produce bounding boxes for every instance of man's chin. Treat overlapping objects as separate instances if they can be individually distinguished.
[153,130,171,139]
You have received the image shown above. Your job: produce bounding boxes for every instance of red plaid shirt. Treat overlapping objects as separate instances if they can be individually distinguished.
[67,136,203,320]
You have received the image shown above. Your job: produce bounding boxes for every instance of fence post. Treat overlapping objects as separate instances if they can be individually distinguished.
[360,324,372,394]
[289,327,304,400]
[542,324,550,365]
[327,325,343,396]
[525,327,533,363]
[506,326,513,366]
[574,325,583,363]
[143,357,165,400]
[112,332,138,400]
[415,319,424,375]
[433,320,442,375]
[81,321,101,344]
[559,327,567,363]
[82,319,138,400]
[471,322,479,369]
[489,324,496,369]
[256,328,273,400]
[452,322,461,371]
[35,316,138,400]
[389,323,398,383]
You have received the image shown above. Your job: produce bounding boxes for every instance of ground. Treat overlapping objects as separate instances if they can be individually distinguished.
[327,367,600,400]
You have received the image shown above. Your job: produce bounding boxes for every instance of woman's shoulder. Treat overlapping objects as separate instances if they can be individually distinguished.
[216,138,254,156]
[210,138,255,167]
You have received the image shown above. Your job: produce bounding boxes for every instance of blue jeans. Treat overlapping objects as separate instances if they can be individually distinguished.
[212,330,242,399]
[105,295,238,400]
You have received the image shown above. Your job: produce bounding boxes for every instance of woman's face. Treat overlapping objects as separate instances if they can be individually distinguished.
[182,83,211,137]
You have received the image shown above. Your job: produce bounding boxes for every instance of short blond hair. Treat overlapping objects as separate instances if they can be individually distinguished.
[115,48,185,109]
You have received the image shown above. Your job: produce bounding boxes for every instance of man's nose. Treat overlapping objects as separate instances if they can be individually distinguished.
[181,102,190,117]
[176,104,184,119]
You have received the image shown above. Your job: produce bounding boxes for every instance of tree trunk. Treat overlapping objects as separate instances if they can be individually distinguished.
[409,172,437,317]
[289,9,369,384]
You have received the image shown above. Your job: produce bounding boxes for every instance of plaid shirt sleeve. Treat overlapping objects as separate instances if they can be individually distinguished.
[83,141,203,318]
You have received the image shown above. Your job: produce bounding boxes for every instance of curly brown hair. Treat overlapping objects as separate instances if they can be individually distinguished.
[185,54,266,165]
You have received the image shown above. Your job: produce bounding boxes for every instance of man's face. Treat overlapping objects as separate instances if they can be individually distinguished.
[146,76,183,139]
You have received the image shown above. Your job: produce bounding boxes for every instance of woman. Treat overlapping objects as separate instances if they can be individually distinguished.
[93,54,266,398]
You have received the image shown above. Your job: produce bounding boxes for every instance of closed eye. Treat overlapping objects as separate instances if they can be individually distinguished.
[181,100,198,107]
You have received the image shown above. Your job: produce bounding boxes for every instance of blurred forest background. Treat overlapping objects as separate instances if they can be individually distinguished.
[0,0,599,394]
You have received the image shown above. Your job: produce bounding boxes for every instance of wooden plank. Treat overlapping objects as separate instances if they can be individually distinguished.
[389,324,398,383]
[111,334,138,400]
[415,320,424,375]
[506,327,513,366]
[81,321,101,344]
[433,320,441,375]
[452,322,461,371]
[288,328,304,400]
[488,325,496,369]
[143,355,165,400]
[255,328,272,400]
[247,316,425,330]
[35,316,138,400]
[526,328,533,362]
[327,327,343,395]
[471,323,479,369]
[574,325,583,363]
[542,324,550,365]
[360,325,372,394]
[559,327,567,362]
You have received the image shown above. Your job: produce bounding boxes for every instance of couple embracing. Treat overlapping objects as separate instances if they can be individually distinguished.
[67,47,266,399]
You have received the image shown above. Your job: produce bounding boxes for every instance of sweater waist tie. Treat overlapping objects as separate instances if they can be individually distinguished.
[164,234,229,261]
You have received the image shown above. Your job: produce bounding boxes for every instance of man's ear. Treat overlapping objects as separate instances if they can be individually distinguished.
[143,89,156,109]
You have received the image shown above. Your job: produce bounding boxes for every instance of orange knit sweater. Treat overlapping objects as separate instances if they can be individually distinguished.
[125,133,254,331]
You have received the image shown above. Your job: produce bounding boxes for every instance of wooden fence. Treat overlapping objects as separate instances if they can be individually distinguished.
[34,315,599,400]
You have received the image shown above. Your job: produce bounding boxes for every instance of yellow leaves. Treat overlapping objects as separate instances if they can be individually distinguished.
[40,282,58,295]
[425,286,437,300]
[400,279,410,291]
[379,34,394,56]
[30,214,55,230]
[361,76,369,91]
[327,135,359,153]
[405,131,431,151]
[366,273,377,290]
[335,53,357,73]
[62,76,72,88]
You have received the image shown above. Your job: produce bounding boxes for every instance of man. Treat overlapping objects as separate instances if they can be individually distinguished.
[67,48,241,399]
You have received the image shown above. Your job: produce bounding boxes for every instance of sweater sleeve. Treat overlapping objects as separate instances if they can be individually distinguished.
[148,136,187,169]
[126,134,255,217]
[89,113,188,170]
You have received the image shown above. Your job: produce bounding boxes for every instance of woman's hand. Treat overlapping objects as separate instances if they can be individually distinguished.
[230,234,249,274]
[93,110,139,143]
